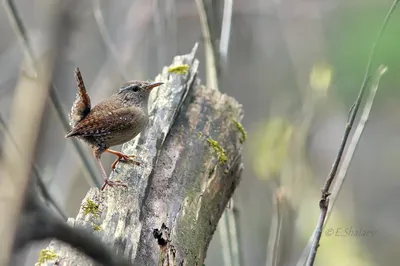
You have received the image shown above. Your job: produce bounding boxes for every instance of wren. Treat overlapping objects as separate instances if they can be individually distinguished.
[65,68,163,190]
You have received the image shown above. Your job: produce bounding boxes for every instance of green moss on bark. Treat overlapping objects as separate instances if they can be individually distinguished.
[207,138,228,164]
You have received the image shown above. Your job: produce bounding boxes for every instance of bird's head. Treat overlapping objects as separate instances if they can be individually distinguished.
[117,80,163,107]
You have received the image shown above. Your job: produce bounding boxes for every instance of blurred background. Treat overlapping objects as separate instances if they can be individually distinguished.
[1,0,400,265]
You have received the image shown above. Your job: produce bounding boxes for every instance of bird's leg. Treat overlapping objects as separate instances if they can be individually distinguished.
[93,150,128,191]
[106,149,140,170]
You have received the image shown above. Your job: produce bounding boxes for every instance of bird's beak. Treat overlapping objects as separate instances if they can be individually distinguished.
[146,82,163,91]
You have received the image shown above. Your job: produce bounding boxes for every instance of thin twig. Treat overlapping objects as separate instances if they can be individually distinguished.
[227,200,242,266]
[152,0,168,68]
[306,201,328,266]
[266,187,296,266]
[3,0,101,188]
[297,65,388,266]
[219,0,233,67]
[319,3,398,200]
[219,211,233,266]
[92,0,128,80]
[266,201,280,266]
[328,65,387,217]
[305,0,398,261]
[194,0,219,91]
[266,189,284,266]
[232,202,244,266]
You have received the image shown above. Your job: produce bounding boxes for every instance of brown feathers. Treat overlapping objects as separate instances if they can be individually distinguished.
[68,67,91,127]
[65,67,163,190]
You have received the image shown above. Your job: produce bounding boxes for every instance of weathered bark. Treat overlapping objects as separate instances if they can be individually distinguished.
[45,44,244,265]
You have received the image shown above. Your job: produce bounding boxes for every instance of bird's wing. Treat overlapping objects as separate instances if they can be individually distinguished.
[65,105,142,138]
[68,68,91,127]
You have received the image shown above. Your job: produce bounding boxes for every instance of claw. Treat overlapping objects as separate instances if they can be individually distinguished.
[100,178,128,191]
[106,149,140,169]
[121,155,141,166]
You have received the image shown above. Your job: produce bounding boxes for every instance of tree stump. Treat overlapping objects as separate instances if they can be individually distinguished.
[44,44,244,266]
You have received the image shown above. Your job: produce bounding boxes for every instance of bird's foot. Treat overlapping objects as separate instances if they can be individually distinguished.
[106,149,141,170]
[100,179,128,191]
[111,154,140,170]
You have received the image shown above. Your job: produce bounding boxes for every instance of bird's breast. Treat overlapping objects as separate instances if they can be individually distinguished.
[125,115,148,139]
[106,114,148,147]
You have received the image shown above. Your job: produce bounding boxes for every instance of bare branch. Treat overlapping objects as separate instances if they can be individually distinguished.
[297,65,388,266]
[194,0,219,91]
[303,1,399,262]
[218,210,233,266]
[14,183,133,266]
[219,0,233,67]
[266,188,295,266]
[228,200,244,266]
[93,0,128,80]
[328,65,387,216]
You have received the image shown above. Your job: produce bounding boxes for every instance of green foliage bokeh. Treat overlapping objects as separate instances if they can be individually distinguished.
[325,4,400,106]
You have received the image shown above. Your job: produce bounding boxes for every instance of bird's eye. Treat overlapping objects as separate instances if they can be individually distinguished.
[131,85,139,92]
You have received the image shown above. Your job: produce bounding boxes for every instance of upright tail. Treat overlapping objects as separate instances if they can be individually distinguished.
[68,67,91,127]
